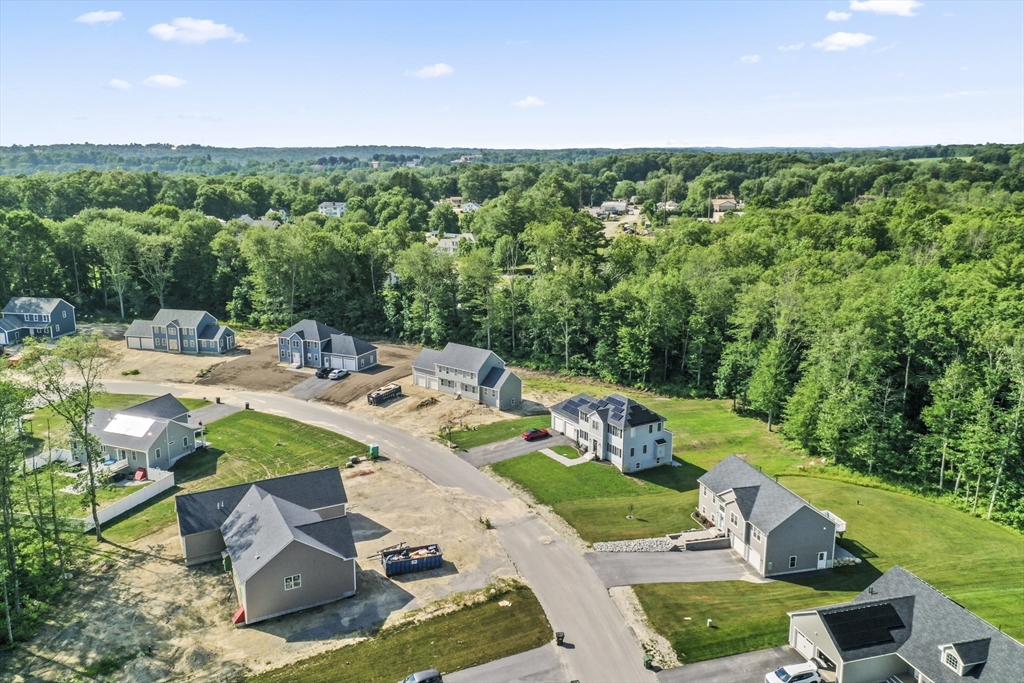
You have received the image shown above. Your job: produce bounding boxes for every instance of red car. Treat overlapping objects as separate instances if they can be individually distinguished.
[522,428,550,442]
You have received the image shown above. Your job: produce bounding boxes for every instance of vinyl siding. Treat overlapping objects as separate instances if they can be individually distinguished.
[241,542,356,624]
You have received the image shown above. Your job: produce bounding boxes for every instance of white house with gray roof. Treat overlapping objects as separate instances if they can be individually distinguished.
[549,393,673,473]
[788,566,1024,683]
[276,319,377,371]
[74,394,205,474]
[698,455,844,577]
[0,297,76,346]
[175,468,356,625]
[317,201,347,217]
[411,342,522,410]
[125,309,235,355]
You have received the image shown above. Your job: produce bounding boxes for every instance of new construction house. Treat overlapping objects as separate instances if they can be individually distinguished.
[0,297,76,346]
[125,309,236,355]
[276,319,377,371]
[411,342,522,410]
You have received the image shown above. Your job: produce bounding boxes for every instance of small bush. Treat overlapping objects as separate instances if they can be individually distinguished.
[120,369,140,376]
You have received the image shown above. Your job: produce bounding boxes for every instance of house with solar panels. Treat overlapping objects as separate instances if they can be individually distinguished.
[411,342,522,410]
[788,566,1024,683]
[276,319,378,371]
[549,393,673,472]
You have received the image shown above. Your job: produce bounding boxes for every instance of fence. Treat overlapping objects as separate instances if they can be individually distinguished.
[23,448,74,472]
[78,468,176,532]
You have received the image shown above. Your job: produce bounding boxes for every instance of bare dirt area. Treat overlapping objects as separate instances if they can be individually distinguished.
[195,344,309,393]
[336,376,547,444]
[5,459,518,682]
[315,343,420,405]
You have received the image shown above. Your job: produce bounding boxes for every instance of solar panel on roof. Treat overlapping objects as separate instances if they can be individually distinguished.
[605,397,625,407]
[821,604,905,651]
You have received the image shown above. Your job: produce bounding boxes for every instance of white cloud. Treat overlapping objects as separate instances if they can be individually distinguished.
[75,10,122,24]
[513,95,544,109]
[143,74,187,88]
[148,17,246,44]
[740,54,761,64]
[778,43,804,51]
[107,78,131,90]
[827,11,852,21]
[410,63,454,78]
[849,1,923,17]
[814,32,876,51]
[943,90,987,98]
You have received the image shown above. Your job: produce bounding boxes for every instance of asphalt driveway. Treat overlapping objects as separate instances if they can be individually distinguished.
[459,433,574,468]
[585,549,762,588]
[446,643,566,682]
[657,646,805,683]
[189,402,243,424]
[287,375,335,401]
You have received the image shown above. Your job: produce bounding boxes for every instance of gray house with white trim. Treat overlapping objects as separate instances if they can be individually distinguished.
[125,309,235,355]
[697,455,842,577]
[276,320,377,371]
[411,342,522,410]
[0,297,76,346]
[75,394,205,474]
[549,393,673,473]
[175,469,356,626]
[788,566,1024,683]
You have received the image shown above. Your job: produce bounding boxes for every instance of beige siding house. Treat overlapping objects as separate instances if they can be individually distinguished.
[411,342,522,410]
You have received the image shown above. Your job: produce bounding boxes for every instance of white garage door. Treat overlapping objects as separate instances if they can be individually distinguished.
[794,630,814,658]
[732,534,745,554]
[141,337,155,350]
[748,547,762,573]
[127,337,141,349]
[343,356,357,371]
[553,417,563,433]
[429,378,438,390]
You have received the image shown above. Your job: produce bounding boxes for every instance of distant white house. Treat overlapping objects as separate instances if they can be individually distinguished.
[656,201,680,211]
[435,233,477,255]
[600,201,628,215]
[318,202,347,218]
[461,202,481,213]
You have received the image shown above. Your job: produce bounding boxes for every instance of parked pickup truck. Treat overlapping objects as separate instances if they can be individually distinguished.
[382,543,443,577]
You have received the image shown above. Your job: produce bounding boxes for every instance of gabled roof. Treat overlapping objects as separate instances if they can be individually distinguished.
[89,408,172,451]
[433,342,498,374]
[221,486,355,583]
[697,455,821,533]
[550,393,665,430]
[328,333,376,357]
[0,317,24,332]
[175,468,347,537]
[480,366,516,389]
[150,309,214,329]
[3,297,67,315]
[120,393,189,421]
[278,319,341,343]
[793,567,1024,683]
[411,347,442,375]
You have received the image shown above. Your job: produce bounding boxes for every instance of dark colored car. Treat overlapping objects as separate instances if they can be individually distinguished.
[522,428,550,442]
[315,367,331,379]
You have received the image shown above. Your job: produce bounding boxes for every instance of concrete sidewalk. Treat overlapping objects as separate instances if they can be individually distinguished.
[539,446,590,467]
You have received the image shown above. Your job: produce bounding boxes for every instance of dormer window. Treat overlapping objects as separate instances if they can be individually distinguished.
[944,651,959,671]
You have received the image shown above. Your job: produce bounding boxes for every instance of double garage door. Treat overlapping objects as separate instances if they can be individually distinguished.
[126,337,155,350]
[732,534,763,573]
[328,356,357,371]
[413,373,439,390]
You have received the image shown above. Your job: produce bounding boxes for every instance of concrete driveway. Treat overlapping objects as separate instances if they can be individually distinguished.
[657,646,805,683]
[585,549,762,588]
[460,433,573,468]
[446,643,566,682]
[287,375,335,401]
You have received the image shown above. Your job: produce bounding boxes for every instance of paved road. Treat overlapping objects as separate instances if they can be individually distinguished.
[102,380,655,682]
[446,643,567,682]
[287,375,335,401]
[460,433,573,468]
[657,646,804,683]
[585,549,762,588]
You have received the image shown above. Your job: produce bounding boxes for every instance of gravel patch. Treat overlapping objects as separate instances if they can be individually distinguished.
[593,537,673,553]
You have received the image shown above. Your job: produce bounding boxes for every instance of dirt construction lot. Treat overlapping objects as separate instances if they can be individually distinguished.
[4,459,519,682]
[316,343,421,405]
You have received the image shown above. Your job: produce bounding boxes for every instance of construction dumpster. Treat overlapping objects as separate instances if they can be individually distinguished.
[382,543,443,577]
[367,383,402,406]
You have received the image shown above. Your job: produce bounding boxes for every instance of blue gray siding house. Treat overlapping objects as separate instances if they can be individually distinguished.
[276,320,378,371]
[0,297,76,346]
[549,393,673,473]
[788,566,1024,683]
[411,342,522,410]
[697,455,843,578]
[125,309,235,355]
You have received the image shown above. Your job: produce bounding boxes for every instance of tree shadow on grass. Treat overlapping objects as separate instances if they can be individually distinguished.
[773,559,883,595]
[170,446,226,485]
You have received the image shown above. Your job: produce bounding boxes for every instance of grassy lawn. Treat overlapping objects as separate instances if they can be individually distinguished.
[550,445,580,459]
[103,410,365,544]
[492,452,703,542]
[249,584,550,683]
[635,477,1024,663]
[447,415,551,449]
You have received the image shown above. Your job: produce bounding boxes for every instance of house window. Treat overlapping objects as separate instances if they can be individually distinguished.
[656,457,662,464]
[701,505,706,514]
[183,437,189,447]
[657,422,662,431]
[642,444,647,454]
[132,453,137,461]
[55,325,60,332]
[730,512,738,527]
[62,311,67,318]
[789,556,797,568]
[630,447,635,457]
[284,574,301,590]
[630,427,636,437]
[649,425,653,433]
[752,528,762,542]
[701,485,706,496]
[634,463,641,470]
[944,652,959,672]
[156,448,161,459]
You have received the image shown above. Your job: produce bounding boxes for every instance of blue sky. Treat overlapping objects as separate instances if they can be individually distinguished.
[1,1,1021,148]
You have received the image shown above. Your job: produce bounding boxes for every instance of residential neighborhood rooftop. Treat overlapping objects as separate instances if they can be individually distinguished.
[698,454,818,533]
[550,393,665,430]
[2,297,69,315]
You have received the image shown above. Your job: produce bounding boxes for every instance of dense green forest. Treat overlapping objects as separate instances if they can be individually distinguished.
[1,145,1023,536]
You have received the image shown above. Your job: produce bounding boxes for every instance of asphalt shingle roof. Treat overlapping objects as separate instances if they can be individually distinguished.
[2,297,65,315]
[0,318,23,332]
[550,393,665,430]
[411,347,443,374]
[328,333,376,357]
[89,408,169,452]
[120,394,189,421]
[433,342,498,374]
[480,366,515,389]
[175,468,347,537]
[697,455,818,533]
[278,319,341,343]
[150,309,213,329]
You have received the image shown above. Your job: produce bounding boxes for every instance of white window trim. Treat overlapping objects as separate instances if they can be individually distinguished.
[789,555,797,568]
[284,574,302,590]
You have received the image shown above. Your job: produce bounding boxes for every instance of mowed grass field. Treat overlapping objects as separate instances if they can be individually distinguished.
[635,477,1024,661]
[249,584,550,683]
[447,415,551,449]
[103,409,365,543]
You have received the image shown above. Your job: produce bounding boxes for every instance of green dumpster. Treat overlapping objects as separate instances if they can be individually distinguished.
[644,655,654,670]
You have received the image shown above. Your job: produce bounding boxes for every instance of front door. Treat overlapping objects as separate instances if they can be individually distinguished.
[817,551,827,569]
[292,352,301,365]
[168,338,178,351]
[717,504,726,530]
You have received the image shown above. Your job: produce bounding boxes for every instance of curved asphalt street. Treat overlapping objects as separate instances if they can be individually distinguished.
[104,380,655,683]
